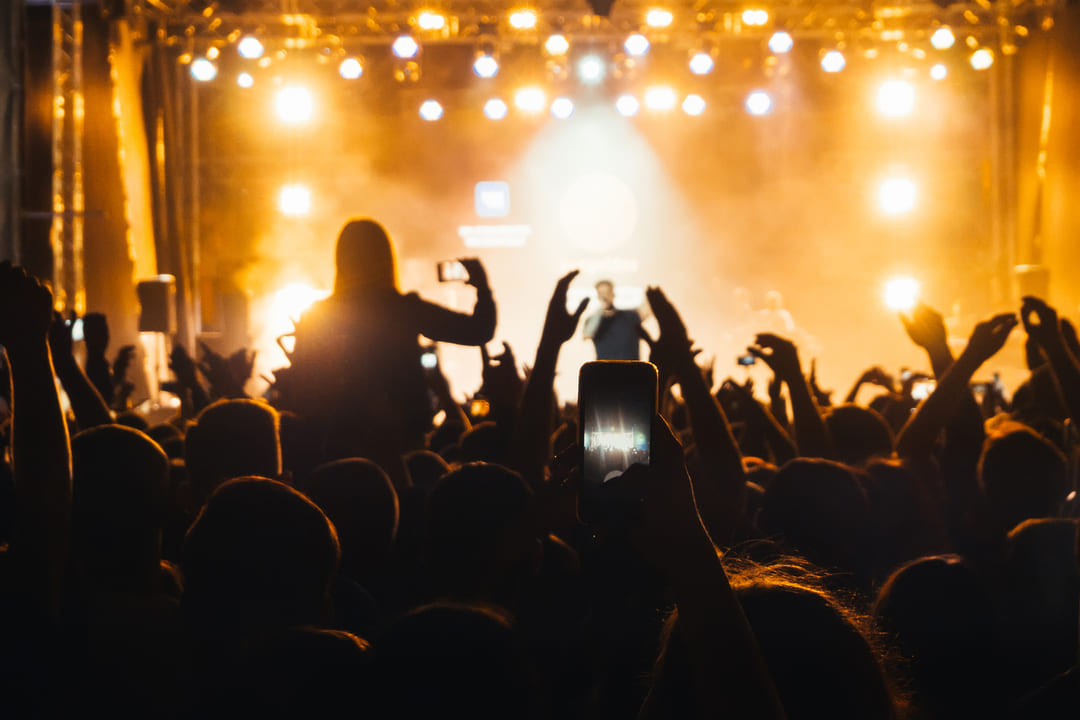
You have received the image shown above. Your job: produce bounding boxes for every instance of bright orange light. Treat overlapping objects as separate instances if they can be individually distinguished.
[741,8,769,26]
[646,8,674,27]
[416,10,446,31]
[509,9,538,29]
[273,283,330,322]
[884,276,920,311]
[275,86,314,124]
[544,34,570,55]
[644,86,677,111]
[514,87,546,113]
[278,185,311,216]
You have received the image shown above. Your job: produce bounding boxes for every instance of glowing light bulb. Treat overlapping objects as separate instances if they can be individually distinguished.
[689,52,714,75]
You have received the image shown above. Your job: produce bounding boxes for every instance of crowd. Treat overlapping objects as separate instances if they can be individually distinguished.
[1,216,1079,719]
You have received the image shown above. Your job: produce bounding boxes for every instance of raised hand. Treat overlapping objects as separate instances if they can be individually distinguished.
[964,312,1019,365]
[47,312,75,368]
[169,343,200,389]
[0,262,53,354]
[1021,296,1063,353]
[901,303,949,353]
[747,333,802,382]
[640,286,697,373]
[540,270,589,346]
[480,341,524,409]
[112,344,136,382]
[459,257,490,292]
[808,358,832,407]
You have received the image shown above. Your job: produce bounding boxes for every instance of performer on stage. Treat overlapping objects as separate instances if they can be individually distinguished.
[582,279,650,361]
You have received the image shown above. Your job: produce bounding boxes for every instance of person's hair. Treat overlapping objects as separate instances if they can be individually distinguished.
[182,476,339,632]
[334,218,399,294]
[458,421,509,464]
[302,458,399,583]
[648,556,898,720]
[404,449,451,489]
[374,602,537,720]
[825,404,895,467]
[978,426,1068,533]
[72,425,170,582]
[184,399,281,506]
[424,462,536,601]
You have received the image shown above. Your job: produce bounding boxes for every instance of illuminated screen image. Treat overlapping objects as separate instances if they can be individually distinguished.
[582,391,651,490]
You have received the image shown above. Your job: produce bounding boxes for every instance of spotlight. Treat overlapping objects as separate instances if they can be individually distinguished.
[689,52,714,75]
[275,87,314,124]
[646,8,674,28]
[578,56,605,83]
[821,50,846,73]
[419,99,444,121]
[876,80,915,117]
[237,36,264,59]
[745,90,772,115]
[741,8,769,27]
[273,284,330,321]
[514,87,546,113]
[484,98,508,119]
[768,31,794,54]
[416,10,446,31]
[278,184,311,216]
[545,34,570,55]
[884,276,920,311]
[393,35,420,59]
[644,86,676,111]
[550,97,574,119]
[237,72,254,88]
[682,94,706,116]
[206,46,220,60]
[878,177,917,215]
[190,58,217,82]
[930,63,947,80]
[615,94,640,117]
[474,54,499,78]
[930,27,955,50]
[339,58,363,79]
[509,9,538,30]
[970,48,994,70]
[624,33,650,56]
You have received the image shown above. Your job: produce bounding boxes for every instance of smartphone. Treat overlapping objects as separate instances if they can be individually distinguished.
[737,354,756,366]
[420,345,438,370]
[437,260,469,283]
[911,379,936,401]
[579,361,658,519]
[66,318,84,342]
[971,382,991,394]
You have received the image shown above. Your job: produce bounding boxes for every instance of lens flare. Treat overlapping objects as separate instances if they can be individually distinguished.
[473,54,499,78]
[682,94,706,116]
[931,27,955,50]
[393,35,420,58]
[278,184,311,216]
[484,98,508,119]
[578,56,605,83]
[970,48,994,70]
[884,276,920,312]
[644,86,676,111]
[237,36,264,59]
[514,87,546,113]
[821,50,846,73]
[878,177,917,215]
[416,11,446,31]
[190,58,217,82]
[339,58,363,79]
[624,33,650,56]
[237,72,254,88]
[745,90,773,115]
[876,80,915,117]
[545,34,570,55]
[646,9,674,28]
[689,52,714,75]
[768,31,793,54]
[550,97,574,119]
[509,9,538,29]
[615,94,640,117]
[419,99,444,121]
[275,87,314,124]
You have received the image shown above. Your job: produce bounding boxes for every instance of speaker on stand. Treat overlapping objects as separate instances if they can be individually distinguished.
[135,275,176,407]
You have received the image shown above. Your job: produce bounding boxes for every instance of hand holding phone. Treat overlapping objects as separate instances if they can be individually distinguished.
[437,260,469,283]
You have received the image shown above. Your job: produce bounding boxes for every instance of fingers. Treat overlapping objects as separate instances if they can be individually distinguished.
[480,343,490,366]
[636,325,656,347]
[572,298,589,323]
[555,269,580,294]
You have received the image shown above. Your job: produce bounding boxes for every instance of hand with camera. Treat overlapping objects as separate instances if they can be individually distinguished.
[845,365,896,404]
[459,257,490,294]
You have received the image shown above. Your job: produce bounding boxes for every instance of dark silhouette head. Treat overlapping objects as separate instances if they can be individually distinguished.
[825,404,895,467]
[184,399,281,507]
[72,425,170,588]
[404,449,450,489]
[334,218,399,295]
[302,458,399,583]
[81,312,109,353]
[146,423,184,460]
[374,602,536,720]
[182,476,339,633]
[459,421,509,464]
[424,463,538,603]
[758,458,871,580]
[979,426,1067,534]
[873,555,998,717]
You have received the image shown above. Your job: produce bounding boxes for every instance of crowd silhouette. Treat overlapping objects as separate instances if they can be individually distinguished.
[1,216,1080,718]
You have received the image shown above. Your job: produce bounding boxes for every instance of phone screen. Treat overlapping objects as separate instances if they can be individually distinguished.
[437,260,468,282]
[68,318,84,342]
[579,361,657,517]
[737,354,756,366]
[420,350,438,370]
[911,379,936,401]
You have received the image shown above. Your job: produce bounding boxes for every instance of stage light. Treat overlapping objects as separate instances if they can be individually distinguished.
[745,90,772,115]
[884,276,920,311]
[624,33,650,56]
[484,98,508,119]
[237,72,254,88]
[273,283,330,321]
[206,46,220,60]
[682,94,706,116]
[417,10,446,31]
[646,8,673,28]
[238,36,264,59]
[278,184,311,216]
[578,56,605,83]
[474,54,499,78]
[644,86,676,111]
[615,94,640,117]
[545,34,570,55]
[768,31,794,54]
[551,97,574,119]
[970,48,994,70]
[419,99,443,121]
[393,35,420,58]
[509,9,538,30]
[877,80,915,117]
[275,87,314,124]
[514,87,546,113]
[742,8,769,27]
[190,58,217,82]
[878,177,917,215]
[930,63,947,80]
[930,27,955,50]
[821,50,846,73]
[339,58,363,79]
[689,52,714,75]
